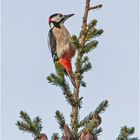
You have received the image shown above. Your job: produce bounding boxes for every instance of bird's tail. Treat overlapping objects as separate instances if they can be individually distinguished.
[58,58,74,85]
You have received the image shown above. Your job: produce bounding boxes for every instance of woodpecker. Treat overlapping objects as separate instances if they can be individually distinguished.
[47,13,76,75]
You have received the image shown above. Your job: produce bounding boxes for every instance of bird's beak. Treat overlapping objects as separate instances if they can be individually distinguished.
[64,14,75,20]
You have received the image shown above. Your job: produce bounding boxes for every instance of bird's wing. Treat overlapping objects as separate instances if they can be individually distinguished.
[48,29,58,63]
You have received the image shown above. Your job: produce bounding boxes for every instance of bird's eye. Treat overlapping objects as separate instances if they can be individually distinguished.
[59,14,63,17]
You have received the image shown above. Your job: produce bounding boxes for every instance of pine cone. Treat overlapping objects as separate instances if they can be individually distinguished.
[62,124,72,140]
[35,133,48,140]
[40,133,48,140]
[80,132,98,140]
[85,133,98,140]
[80,131,87,140]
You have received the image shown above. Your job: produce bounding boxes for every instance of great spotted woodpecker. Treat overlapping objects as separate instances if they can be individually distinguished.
[47,13,76,75]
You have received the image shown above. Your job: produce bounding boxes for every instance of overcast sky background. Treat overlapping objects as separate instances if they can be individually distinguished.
[1,0,139,139]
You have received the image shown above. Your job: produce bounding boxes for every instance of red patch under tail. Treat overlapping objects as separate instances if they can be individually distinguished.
[59,58,72,74]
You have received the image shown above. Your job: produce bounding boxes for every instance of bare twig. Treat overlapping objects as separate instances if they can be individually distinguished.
[89,4,103,10]
[80,0,91,46]
[79,3,103,46]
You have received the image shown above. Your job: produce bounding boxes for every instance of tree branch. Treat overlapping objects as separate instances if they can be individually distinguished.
[71,1,92,139]
[80,0,91,46]
[88,4,103,10]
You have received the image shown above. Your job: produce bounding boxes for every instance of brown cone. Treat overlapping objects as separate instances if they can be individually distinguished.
[62,124,72,140]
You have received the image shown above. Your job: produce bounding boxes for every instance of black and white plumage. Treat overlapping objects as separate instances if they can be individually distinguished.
[48,29,58,63]
[47,13,76,74]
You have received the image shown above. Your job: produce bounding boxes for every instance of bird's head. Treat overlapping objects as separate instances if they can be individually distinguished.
[48,13,74,28]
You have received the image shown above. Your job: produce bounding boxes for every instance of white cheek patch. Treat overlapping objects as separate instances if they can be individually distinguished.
[50,23,54,28]
[51,16,62,23]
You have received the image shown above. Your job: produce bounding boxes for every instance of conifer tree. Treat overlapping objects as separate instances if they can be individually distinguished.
[16,0,139,140]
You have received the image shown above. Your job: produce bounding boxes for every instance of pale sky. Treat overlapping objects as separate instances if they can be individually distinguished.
[1,0,139,140]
